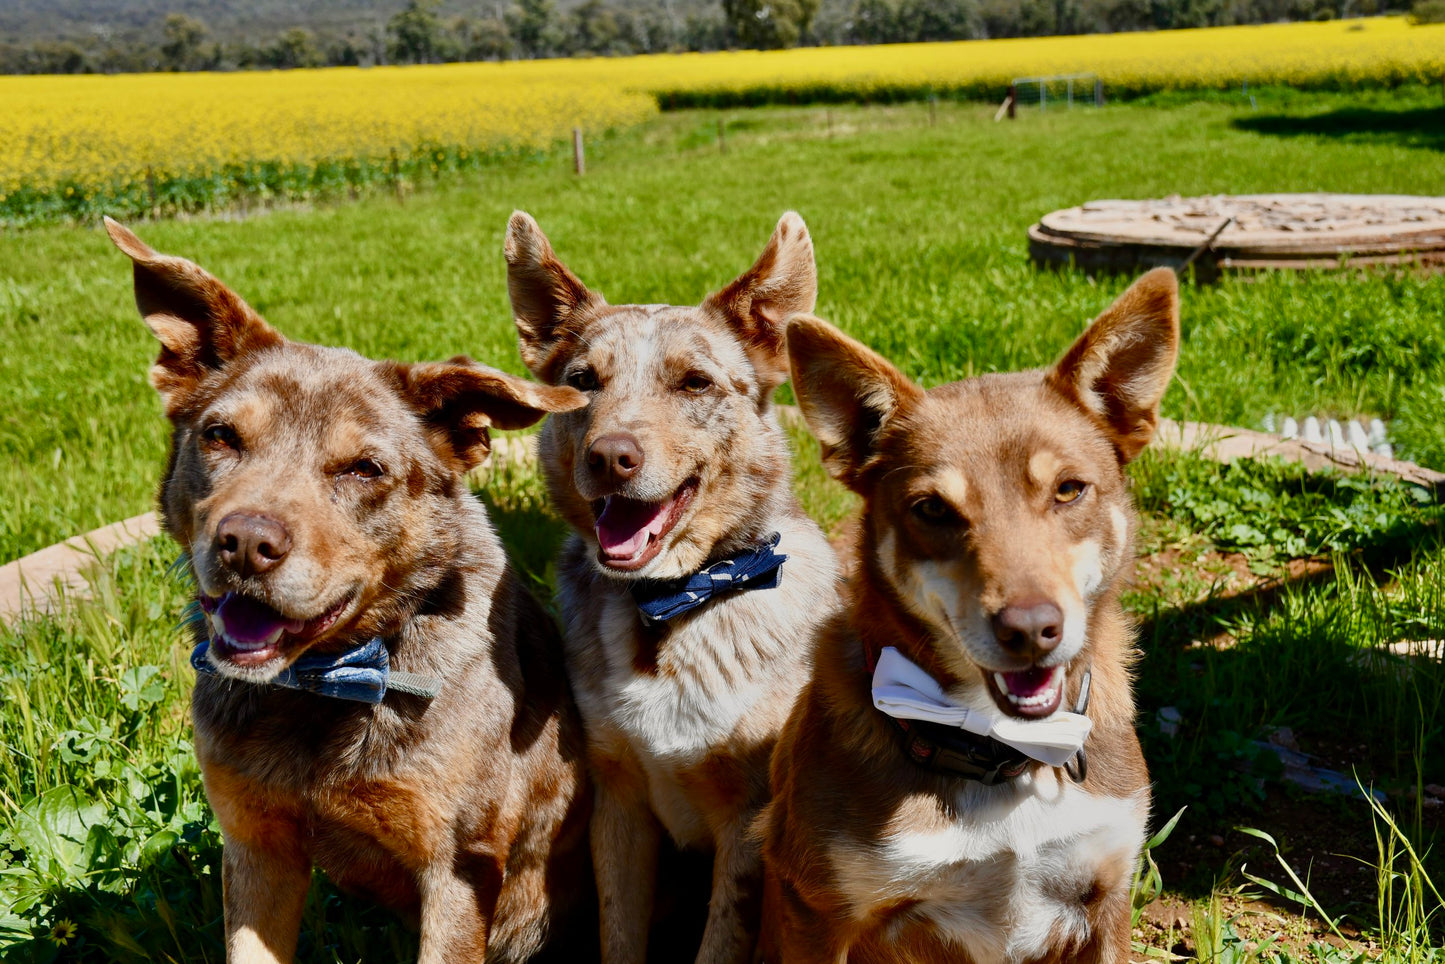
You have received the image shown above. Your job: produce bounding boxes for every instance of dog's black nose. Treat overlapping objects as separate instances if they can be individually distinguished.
[991,600,1064,657]
[216,512,292,577]
[586,433,645,485]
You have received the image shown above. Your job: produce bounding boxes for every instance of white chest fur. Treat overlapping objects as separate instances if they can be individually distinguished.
[562,523,839,844]
[830,773,1148,964]
[602,592,783,762]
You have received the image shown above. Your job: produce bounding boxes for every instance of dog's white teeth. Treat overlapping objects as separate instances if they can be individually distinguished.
[226,632,282,652]
[1001,679,1062,708]
[994,673,1009,692]
[1006,689,1059,707]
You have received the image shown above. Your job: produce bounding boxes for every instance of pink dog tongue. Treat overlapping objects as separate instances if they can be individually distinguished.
[215,593,300,644]
[595,497,669,559]
[1003,665,1055,698]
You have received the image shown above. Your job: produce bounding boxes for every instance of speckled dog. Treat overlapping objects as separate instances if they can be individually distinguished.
[505,212,841,964]
[107,218,593,964]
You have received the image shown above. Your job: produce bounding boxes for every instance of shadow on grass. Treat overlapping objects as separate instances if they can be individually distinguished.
[1128,507,1445,910]
[1232,105,1445,152]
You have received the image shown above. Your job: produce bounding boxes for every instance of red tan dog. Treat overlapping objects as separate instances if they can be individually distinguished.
[505,212,842,964]
[106,218,594,964]
[761,269,1180,963]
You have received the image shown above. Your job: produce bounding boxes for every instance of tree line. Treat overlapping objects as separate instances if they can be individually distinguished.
[0,0,1408,74]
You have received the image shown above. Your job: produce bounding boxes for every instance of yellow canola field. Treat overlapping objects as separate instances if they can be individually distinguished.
[649,16,1445,102]
[0,64,657,197]
[2,17,1441,197]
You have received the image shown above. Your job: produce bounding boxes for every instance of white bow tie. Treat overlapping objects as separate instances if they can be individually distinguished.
[870,646,1092,768]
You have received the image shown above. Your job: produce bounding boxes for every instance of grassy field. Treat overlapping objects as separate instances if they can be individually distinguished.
[5,85,1445,564]
[3,18,1443,224]
[3,87,1445,960]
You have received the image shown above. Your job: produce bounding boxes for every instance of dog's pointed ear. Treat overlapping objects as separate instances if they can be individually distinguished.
[787,315,923,491]
[105,217,282,416]
[505,211,605,382]
[703,211,817,396]
[400,357,587,471]
[1046,267,1180,464]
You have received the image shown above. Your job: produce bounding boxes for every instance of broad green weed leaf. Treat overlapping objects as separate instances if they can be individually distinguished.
[140,829,179,866]
[118,665,166,711]
[9,785,106,880]
[54,717,114,764]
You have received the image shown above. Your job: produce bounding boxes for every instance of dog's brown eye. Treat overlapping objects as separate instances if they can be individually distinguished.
[681,373,713,394]
[1056,480,1087,504]
[911,496,955,524]
[346,458,384,479]
[200,423,240,450]
[567,368,599,392]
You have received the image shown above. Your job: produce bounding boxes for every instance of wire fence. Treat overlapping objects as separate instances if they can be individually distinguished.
[1010,73,1103,111]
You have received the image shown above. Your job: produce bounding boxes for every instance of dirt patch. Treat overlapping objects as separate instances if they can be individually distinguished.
[1135,786,1393,960]
[1135,888,1370,962]
[1134,541,1336,606]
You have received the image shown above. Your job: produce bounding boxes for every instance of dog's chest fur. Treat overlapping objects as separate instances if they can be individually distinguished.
[830,773,1147,963]
[559,515,837,845]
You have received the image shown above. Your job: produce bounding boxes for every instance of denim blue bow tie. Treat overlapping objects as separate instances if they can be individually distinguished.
[631,533,788,622]
[190,636,442,703]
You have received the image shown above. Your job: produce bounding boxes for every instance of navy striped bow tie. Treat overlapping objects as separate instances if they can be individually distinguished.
[631,533,788,623]
[190,636,441,703]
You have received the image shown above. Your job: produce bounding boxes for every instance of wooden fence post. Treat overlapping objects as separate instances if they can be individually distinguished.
[1007,84,1017,120]
[573,128,585,176]
[1095,78,1104,107]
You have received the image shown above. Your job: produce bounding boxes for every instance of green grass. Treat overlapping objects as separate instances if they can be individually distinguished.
[1131,450,1444,567]
[4,85,1445,565]
[0,144,559,230]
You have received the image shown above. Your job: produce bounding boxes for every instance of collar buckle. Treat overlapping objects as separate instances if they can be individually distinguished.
[1063,667,1092,784]
[895,717,1031,785]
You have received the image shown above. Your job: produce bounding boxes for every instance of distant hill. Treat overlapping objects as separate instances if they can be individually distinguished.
[1,1,454,42]
[0,0,712,42]
[0,0,1364,74]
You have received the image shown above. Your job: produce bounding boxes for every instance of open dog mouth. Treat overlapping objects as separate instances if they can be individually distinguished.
[987,664,1066,719]
[591,477,699,572]
[198,591,353,668]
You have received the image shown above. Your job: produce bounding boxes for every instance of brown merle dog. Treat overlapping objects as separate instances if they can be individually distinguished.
[106,217,593,964]
[505,212,842,964]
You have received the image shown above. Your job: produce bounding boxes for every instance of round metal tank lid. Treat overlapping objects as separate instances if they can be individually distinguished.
[1029,194,1445,279]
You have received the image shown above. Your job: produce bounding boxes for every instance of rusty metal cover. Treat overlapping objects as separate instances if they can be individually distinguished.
[1029,194,1445,279]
